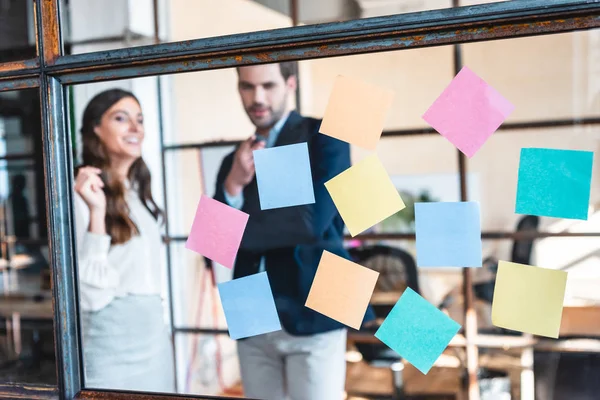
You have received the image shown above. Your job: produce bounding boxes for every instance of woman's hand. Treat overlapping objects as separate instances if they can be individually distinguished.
[75,166,106,213]
[75,167,109,235]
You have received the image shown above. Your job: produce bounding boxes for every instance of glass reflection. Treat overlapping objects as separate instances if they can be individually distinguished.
[0,0,36,63]
[0,89,54,385]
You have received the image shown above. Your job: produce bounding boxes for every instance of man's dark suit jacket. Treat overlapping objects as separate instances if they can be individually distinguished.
[214,111,375,336]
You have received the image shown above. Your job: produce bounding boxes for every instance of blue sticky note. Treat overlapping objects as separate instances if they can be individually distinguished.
[415,202,482,267]
[375,288,461,374]
[217,272,281,340]
[516,148,593,220]
[254,143,315,210]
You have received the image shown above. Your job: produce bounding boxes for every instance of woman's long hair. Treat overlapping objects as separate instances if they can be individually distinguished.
[79,89,164,245]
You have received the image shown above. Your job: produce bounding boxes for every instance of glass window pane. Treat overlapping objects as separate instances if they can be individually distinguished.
[67,26,600,399]
[0,88,55,386]
[0,0,37,63]
[67,79,173,393]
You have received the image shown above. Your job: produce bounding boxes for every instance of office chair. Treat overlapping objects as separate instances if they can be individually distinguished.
[349,244,420,318]
[472,215,540,305]
[511,215,540,265]
[347,244,420,400]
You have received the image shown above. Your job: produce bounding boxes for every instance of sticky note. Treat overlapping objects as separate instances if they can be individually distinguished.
[492,261,567,338]
[186,195,249,269]
[325,154,405,236]
[515,148,593,220]
[375,287,461,374]
[218,272,281,339]
[422,66,514,157]
[415,202,482,267]
[319,75,395,150]
[253,143,315,210]
[305,251,379,329]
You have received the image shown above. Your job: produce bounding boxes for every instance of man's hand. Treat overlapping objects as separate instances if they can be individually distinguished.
[224,135,265,196]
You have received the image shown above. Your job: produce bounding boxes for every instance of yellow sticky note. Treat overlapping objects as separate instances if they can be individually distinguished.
[319,75,395,150]
[492,261,567,338]
[305,251,379,329]
[325,154,405,236]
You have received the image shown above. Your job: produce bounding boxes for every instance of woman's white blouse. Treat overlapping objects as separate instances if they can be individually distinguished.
[74,186,164,312]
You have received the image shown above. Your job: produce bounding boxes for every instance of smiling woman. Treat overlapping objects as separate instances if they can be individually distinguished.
[73,89,174,391]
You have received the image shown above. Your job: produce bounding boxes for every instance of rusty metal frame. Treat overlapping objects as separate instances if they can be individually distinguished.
[0,59,40,81]
[0,0,598,399]
[1,0,600,84]
[45,3,600,84]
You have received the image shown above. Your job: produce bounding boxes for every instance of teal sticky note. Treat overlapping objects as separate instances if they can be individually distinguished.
[218,272,281,340]
[516,148,593,220]
[375,288,461,374]
[254,143,315,210]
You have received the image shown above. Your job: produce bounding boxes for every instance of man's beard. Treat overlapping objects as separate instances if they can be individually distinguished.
[248,104,285,130]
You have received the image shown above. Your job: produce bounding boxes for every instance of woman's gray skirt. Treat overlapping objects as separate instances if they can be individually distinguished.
[81,295,176,393]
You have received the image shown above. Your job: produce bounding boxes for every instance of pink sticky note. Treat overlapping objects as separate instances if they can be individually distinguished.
[422,66,514,158]
[185,195,249,269]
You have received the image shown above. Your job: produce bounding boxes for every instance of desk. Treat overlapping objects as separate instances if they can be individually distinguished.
[346,359,460,400]
[560,304,600,337]
[1,271,53,360]
[0,296,53,320]
[371,291,600,338]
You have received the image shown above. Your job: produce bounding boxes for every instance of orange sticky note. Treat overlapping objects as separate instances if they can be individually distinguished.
[319,75,395,150]
[305,251,379,329]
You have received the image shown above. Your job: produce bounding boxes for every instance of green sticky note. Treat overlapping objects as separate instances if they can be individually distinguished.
[375,288,461,374]
[492,261,567,338]
[516,148,593,220]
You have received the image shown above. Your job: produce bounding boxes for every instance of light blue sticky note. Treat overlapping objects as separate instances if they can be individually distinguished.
[254,143,315,210]
[516,148,593,220]
[375,288,461,374]
[217,272,281,340]
[415,202,482,267]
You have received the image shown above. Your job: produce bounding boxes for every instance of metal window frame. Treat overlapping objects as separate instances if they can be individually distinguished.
[0,0,599,399]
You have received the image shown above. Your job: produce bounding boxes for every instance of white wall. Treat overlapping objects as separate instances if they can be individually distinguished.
[357,0,451,18]
[254,0,456,23]
[69,0,158,42]
[255,0,357,23]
